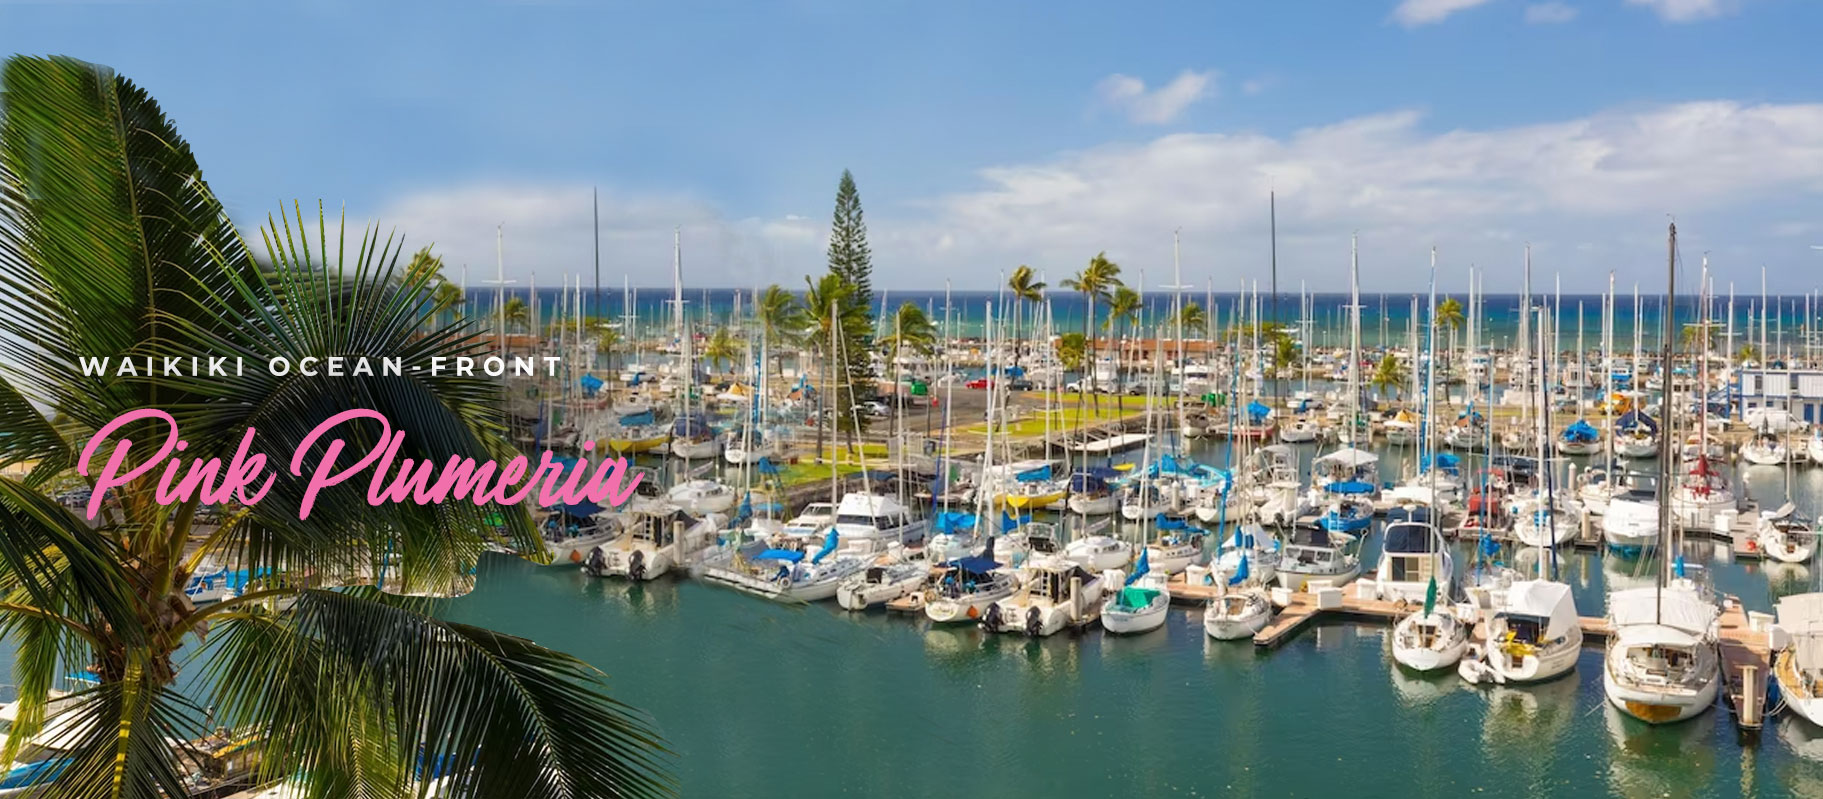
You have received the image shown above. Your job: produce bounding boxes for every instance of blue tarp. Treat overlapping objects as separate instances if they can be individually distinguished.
[1562,419,1600,442]
[1154,513,1193,531]
[933,511,977,533]
[949,556,1001,573]
[756,457,782,475]
[1617,410,1659,434]
[1327,480,1375,495]
[1228,554,1250,585]
[1015,464,1053,483]
[673,414,713,437]
[1247,401,1271,421]
[619,409,655,426]
[579,374,605,396]
[757,549,805,562]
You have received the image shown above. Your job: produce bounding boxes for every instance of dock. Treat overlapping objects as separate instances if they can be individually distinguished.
[1164,573,1770,733]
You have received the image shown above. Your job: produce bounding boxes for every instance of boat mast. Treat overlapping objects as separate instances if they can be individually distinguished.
[1657,223,1678,599]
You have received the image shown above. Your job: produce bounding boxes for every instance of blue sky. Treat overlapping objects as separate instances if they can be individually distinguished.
[4,0,1822,293]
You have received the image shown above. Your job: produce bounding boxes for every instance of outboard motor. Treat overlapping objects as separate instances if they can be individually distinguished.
[980,602,1002,633]
[1025,606,1043,637]
[584,547,607,577]
[628,549,647,581]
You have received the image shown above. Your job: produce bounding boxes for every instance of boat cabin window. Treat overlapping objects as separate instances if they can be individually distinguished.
[1382,524,1439,554]
[1497,614,1546,644]
[838,514,900,528]
[1384,554,1436,584]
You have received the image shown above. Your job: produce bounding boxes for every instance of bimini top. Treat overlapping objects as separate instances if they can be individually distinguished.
[1382,521,1443,554]
[1326,481,1375,495]
[945,556,1001,574]
[835,492,910,518]
[1313,447,1379,468]
[1499,579,1579,639]
[1608,587,1718,637]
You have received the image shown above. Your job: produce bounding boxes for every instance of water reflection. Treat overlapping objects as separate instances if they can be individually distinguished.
[1388,661,1457,707]
[1763,561,1815,601]
[1603,704,1719,799]
[1478,669,1581,755]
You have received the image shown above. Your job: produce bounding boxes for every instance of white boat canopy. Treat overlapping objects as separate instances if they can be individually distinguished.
[1608,587,1718,637]
[1501,580,1579,640]
[1777,592,1823,636]
[836,493,910,517]
[1312,447,1379,468]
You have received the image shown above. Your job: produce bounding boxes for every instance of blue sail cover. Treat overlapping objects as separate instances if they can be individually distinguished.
[1015,464,1053,482]
[619,409,656,426]
[579,373,605,396]
[673,414,713,437]
[1617,410,1659,433]
[950,556,1001,574]
[1069,472,1110,493]
[1126,548,1151,585]
[1000,511,1031,532]
[1154,513,1193,531]
[1247,401,1271,422]
[1327,480,1375,495]
[1228,554,1250,585]
[811,531,839,564]
[757,549,805,562]
[933,511,977,533]
[1561,419,1600,443]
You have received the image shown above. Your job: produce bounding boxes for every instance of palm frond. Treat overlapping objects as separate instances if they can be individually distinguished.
[205,589,673,799]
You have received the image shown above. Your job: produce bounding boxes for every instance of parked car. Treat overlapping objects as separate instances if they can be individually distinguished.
[966,377,995,390]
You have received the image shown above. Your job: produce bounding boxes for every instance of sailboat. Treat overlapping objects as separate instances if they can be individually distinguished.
[1602,222,1723,726]
[1391,576,1468,671]
[836,560,930,611]
[1204,553,1274,640]
[1460,578,1583,684]
[1101,549,1171,635]
[1756,502,1818,564]
[1775,592,1823,727]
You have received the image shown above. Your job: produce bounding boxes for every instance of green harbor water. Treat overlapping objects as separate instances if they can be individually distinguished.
[434,445,1823,799]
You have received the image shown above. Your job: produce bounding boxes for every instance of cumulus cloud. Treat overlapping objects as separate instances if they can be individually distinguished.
[1524,2,1579,23]
[1393,0,1496,26]
[1625,0,1737,21]
[322,100,1823,293]
[1095,70,1215,124]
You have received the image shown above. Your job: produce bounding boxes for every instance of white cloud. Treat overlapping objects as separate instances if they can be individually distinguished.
[1095,70,1215,125]
[1625,0,1737,21]
[1393,0,1496,26]
[309,183,825,292]
[1241,77,1270,96]
[326,100,1823,293]
[1524,2,1578,23]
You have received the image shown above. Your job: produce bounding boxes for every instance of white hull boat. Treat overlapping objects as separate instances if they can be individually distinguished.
[1392,608,1469,672]
[1203,588,1273,640]
[836,562,929,611]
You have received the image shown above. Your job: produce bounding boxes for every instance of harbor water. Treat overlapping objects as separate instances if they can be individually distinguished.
[427,436,1823,798]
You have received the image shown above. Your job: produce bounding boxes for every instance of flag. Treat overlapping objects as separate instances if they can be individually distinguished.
[1423,575,1437,616]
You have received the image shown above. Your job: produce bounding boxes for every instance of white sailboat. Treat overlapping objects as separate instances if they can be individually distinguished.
[1100,551,1171,635]
[1391,577,1468,672]
[1774,592,1823,728]
[1460,578,1583,684]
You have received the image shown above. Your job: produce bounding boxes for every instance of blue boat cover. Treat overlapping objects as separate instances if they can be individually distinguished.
[756,457,783,475]
[1327,480,1375,495]
[1000,511,1031,532]
[1154,513,1193,531]
[933,511,977,533]
[1015,464,1052,482]
[1561,419,1600,442]
[1247,400,1271,421]
[949,556,1001,573]
[757,549,805,562]
[1228,554,1250,585]
[619,409,655,426]
[811,531,839,564]
[1617,410,1659,433]
[1069,473,1109,493]
[579,373,605,395]
[0,758,67,790]
[673,414,713,437]
[1125,548,1151,585]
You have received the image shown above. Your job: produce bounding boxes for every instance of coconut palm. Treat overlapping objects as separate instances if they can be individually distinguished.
[1177,301,1208,335]
[1061,252,1122,397]
[879,301,939,361]
[1437,296,1465,381]
[0,56,669,799]
[1371,353,1409,401]
[702,326,740,375]
[803,274,866,456]
[1006,265,1046,367]
[502,295,530,332]
[1104,286,1142,389]
[755,284,802,381]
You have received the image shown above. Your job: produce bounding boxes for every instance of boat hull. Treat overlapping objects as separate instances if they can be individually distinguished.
[1603,668,1719,724]
[1101,596,1169,634]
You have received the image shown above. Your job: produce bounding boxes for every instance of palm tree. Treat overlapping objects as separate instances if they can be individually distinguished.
[1006,265,1046,367]
[431,280,465,319]
[0,56,669,798]
[1104,286,1142,389]
[1061,252,1122,398]
[803,274,865,458]
[1057,332,1087,372]
[1371,353,1409,402]
[1437,296,1466,382]
[702,326,740,375]
[755,284,802,383]
[1177,301,1208,336]
[879,301,939,361]
[502,295,530,332]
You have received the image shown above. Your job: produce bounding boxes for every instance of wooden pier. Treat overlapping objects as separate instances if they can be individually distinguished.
[1165,573,1771,734]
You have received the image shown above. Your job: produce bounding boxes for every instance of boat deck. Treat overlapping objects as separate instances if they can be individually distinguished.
[1164,573,1770,732]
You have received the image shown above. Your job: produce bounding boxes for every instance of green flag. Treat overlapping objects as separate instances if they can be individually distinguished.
[1423,575,1437,616]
